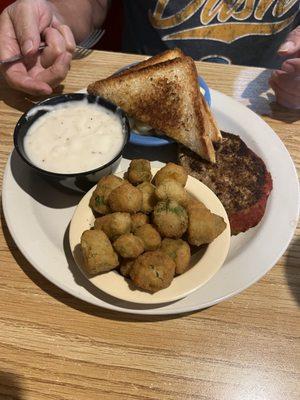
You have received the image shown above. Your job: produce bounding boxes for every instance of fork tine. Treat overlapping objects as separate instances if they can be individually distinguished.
[86,29,105,47]
[79,29,105,49]
[73,47,92,60]
[73,29,105,60]
[78,32,95,48]
[87,30,100,46]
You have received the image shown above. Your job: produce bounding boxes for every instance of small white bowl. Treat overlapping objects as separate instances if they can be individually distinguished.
[69,168,231,304]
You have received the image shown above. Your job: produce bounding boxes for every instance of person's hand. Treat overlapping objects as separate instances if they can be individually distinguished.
[0,0,76,96]
[269,26,300,109]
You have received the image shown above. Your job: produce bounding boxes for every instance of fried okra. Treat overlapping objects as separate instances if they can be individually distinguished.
[153,163,188,187]
[131,213,149,232]
[161,238,191,275]
[127,159,152,185]
[187,204,227,246]
[89,175,123,214]
[119,258,135,278]
[134,224,161,251]
[80,229,119,275]
[153,200,188,238]
[186,195,206,211]
[94,212,131,241]
[113,233,144,258]
[137,181,156,214]
[130,251,176,293]
[155,179,189,206]
[108,182,142,213]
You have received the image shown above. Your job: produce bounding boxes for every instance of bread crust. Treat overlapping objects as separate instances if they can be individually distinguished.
[114,48,185,76]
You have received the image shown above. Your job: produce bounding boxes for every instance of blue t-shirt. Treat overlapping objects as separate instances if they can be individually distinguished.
[122,0,300,68]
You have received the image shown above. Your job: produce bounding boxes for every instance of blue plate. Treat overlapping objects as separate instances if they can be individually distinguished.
[129,76,211,147]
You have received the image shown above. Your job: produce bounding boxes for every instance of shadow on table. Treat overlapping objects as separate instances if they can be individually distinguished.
[241,69,300,123]
[0,371,24,399]
[285,235,300,305]
[1,207,195,323]
[0,77,65,113]
[268,101,300,124]
[241,69,274,115]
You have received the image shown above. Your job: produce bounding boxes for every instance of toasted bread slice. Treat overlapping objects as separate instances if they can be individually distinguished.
[116,48,185,76]
[115,49,221,143]
[88,56,216,162]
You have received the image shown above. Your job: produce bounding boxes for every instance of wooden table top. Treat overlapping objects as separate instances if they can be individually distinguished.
[0,50,299,400]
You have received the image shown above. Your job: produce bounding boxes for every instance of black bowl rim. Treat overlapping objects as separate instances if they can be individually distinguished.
[13,93,130,178]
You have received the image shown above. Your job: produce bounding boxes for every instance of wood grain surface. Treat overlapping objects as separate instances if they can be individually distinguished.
[0,50,299,400]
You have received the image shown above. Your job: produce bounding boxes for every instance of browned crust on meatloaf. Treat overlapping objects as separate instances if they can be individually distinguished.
[178,132,273,235]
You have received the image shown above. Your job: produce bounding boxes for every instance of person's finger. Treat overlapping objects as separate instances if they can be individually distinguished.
[55,24,76,53]
[40,27,67,68]
[271,74,300,97]
[36,52,72,88]
[269,77,300,109]
[271,68,300,95]
[281,57,300,75]
[8,0,51,56]
[0,9,21,59]
[278,26,300,58]
[0,13,51,96]
[2,62,52,96]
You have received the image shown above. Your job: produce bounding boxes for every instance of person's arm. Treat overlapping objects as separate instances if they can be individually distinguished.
[0,0,109,96]
[49,0,109,43]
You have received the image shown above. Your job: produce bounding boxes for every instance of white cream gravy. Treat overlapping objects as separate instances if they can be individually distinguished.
[24,100,124,174]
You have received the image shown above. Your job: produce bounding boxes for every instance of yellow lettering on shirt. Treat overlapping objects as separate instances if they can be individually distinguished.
[149,0,298,43]
[162,15,296,43]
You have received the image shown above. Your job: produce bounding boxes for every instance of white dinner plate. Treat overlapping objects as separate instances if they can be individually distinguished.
[69,168,230,304]
[2,89,299,315]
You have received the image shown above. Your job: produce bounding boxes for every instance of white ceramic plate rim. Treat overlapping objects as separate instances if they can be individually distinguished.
[2,89,299,315]
[69,168,231,304]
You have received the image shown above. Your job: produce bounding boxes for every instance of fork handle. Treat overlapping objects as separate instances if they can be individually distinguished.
[0,44,46,65]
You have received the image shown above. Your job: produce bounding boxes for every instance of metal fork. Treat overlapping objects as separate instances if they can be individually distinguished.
[73,29,105,59]
[0,29,105,65]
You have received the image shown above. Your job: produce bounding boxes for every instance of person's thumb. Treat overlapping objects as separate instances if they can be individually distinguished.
[278,26,300,57]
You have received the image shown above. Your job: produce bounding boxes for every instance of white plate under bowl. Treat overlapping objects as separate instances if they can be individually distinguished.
[2,89,299,315]
[69,168,230,304]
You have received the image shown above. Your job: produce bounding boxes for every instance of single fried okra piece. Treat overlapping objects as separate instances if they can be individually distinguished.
[130,251,176,293]
[160,238,191,275]
[108,182,143,213]
[134,224,161,251]
[89,175,123,214]
[113,233,145,258]
[153,163,187,187]
[80,229,119,275]
[127,159,152,185]
[152,200,188,238]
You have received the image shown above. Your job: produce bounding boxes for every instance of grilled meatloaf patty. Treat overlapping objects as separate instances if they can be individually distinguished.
[178,132,273,235]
